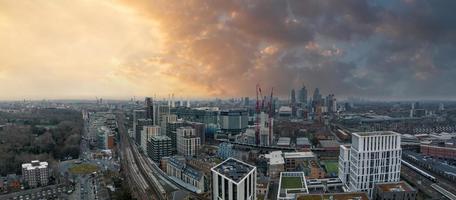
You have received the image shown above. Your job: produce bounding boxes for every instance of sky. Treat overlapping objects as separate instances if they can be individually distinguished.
[0,0,455,100]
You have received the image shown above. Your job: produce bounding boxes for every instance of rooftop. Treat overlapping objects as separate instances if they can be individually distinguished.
[297,137,311,146]
[376,181,415,192]
[211,158,255,183]
[283,151,315,159]
[264,151,285,165]
[22,160,48,170]
[319,140,340,148]
[278,172,308,199]
[353,131,400,137]
[297,192,369,200]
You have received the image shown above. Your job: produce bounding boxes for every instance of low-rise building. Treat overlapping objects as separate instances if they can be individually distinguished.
[373,181,417,200]
[277,172,308,200]
[264,151,285,179]
[283,152,315,171]
[166,156,205,193]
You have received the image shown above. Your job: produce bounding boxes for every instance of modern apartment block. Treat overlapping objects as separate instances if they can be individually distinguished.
[22,160,50,188]
[176,127,201,157]
[211,158,256,200]
[141,125,161,152]
[148,135,173,162]
[338,131,402,198]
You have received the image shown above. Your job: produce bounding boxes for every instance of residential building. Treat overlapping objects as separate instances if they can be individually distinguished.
[176,127,201,157]
[211,158,256,200]
[339,131,402,198]
[148,135,173,162]
[141,125,161,152]
[22,160,49,188]
[166,156,205,193]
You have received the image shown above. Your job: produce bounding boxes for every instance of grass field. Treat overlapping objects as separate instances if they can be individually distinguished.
[322,161,339,174]
[281,177,303,189]
[69,163,98,174]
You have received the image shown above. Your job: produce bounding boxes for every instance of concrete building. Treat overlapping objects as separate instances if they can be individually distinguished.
[211,158,256,200]
[141,125,161,153]
[339,131,402,198]
[22,160,49,188]
[264,151,285,179]
[373,181,417,200]
[338,145,351,186]
[148,135,172,162]
[283,152,315,171]
[176,127,201,157]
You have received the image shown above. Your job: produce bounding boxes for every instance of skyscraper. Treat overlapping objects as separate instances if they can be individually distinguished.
[145,97,154,121]
[291,89,296,117]
[298,85,308,106]
[339,131,402,198]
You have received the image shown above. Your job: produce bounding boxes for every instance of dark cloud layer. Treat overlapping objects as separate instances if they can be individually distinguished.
[124,0,456,99]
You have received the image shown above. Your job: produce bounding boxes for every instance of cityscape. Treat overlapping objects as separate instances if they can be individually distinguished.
[1,1,456,200]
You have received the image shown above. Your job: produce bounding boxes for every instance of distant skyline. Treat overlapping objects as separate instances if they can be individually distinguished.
[1,0,456,100]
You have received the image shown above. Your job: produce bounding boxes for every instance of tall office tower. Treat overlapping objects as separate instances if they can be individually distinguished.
[22,160,49,188]
[141,125,161,153]
[291,89,297,117]
[326,94,337,113]
[176,127,201,157]
[313,88,321,104]
[291,89,296,104]
[132,110,146,141]
[145,97,154,121]
[298,85,308,106]
[148,135,172,162]
[338,131,402,198]
[211,158,257,200]
[135,119,153,145]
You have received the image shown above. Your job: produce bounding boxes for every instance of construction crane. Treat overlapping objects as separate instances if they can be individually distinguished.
[255,84,262,145]
[268,88,274,145]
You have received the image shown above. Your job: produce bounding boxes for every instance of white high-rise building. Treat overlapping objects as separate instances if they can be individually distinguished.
[338,131,402,198]
[176,127,200,157]
[141,126,161,152]
[211,158,256,200]
[22,160,49,188]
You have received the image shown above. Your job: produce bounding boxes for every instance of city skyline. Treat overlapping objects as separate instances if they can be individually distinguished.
[1,0,456,100]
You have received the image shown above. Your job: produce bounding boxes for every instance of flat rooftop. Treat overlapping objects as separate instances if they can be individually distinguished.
[212,158,255,183]
[297,192,369,200]
[376,181,415,192]
[283,151,315,159]
[354,131,400,137]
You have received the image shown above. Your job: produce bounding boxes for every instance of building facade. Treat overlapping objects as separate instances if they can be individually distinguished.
[148,135,173,162]
[141,125,161,152]
[339,131,402,198]
[22,160,49,188]
[176,127,201,157]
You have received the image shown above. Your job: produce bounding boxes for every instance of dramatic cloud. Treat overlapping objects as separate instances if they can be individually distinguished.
[119,0,456,99]
[1,0,455,100]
